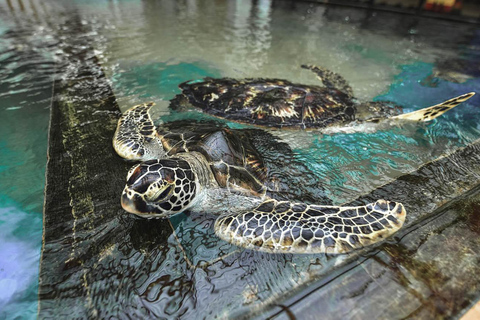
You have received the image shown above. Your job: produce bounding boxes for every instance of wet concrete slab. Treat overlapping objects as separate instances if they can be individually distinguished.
[272,183,480,319]
[38,36,173,317]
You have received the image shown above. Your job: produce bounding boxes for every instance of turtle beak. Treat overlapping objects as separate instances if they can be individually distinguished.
[121,190,143,215]
[121,187,169,218]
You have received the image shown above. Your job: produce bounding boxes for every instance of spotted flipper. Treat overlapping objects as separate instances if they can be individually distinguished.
[391,92,475,122]
[113,102,165,161]
[301,64,354,98]
[214,199,405,254]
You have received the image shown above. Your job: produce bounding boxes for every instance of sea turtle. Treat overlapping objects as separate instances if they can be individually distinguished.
[171,65,475,130]
[113,103,406,254]
[421,57,480,87]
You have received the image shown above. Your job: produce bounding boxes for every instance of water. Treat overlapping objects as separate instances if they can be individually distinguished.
[98,0,480,203]
[0,14,55,319]
[0,0,479,318]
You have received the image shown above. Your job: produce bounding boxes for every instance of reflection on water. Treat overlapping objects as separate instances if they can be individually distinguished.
[0,0,480,319]
[100,0,480,104]
[0,5,58,317]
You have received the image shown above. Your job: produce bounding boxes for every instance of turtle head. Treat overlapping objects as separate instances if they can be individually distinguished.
[121,158,197,218]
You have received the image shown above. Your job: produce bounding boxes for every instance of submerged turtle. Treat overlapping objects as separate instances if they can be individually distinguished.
[113,103,406,254]
[421,58,480,87]
[171,65,475,130]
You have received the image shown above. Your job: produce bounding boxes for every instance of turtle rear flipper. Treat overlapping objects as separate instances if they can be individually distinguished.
[214,199,405,254]
[113,103,165,161]
[301,64,354,98]
[391,92,475,122]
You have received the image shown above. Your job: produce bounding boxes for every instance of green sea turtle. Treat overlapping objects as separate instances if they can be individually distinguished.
[171,65,475,130]
[113,103,406,254]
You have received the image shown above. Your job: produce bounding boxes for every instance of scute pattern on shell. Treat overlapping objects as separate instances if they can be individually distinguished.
[214,199,406,254]
[173,78,356,128]
[115,103,408,253]
[171,65,475,130]
[157,123,269,198]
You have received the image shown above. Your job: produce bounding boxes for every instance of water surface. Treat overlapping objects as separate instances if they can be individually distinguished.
[1,0,480,318]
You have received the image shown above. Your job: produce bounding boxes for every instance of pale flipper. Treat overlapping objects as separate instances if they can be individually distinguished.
[215,199,406,254]
[113,102,165,160]
[391,92,475,122]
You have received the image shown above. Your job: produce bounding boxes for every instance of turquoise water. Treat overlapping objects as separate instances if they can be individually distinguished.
[0,21,52,319]
[302,62,480,202]
[1,0,480,318]
[110,59,480,202]
[110,61,222,100]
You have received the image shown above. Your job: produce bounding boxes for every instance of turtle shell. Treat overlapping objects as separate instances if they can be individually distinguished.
[171,78,356,128]
[156,121,267,198]
[155,120,331,204]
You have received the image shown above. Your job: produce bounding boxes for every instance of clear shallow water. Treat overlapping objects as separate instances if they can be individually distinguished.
[0,0,480,318]
[99,0,480,202]
[0,14,56,318]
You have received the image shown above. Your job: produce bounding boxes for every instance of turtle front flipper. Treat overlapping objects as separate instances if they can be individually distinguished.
[214,199,405,254]
[390,92,475,122]
[301,64,354,98]
[113,103,165,161]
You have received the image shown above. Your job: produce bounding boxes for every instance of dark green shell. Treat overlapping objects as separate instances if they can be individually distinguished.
[156,120,331,204]
[171,78,356,129]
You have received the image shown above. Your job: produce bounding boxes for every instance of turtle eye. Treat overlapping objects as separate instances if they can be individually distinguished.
[149,185,173,203]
